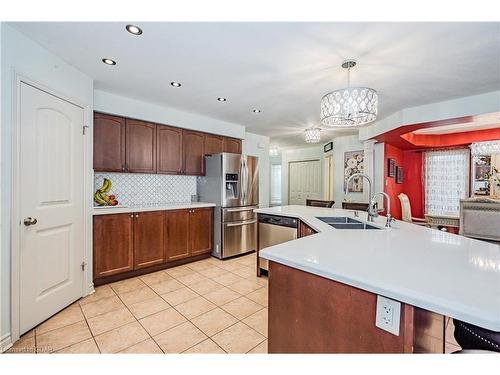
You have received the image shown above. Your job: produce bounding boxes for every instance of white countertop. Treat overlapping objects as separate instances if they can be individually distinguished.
[257,205,500,331]
[93,202,216,215]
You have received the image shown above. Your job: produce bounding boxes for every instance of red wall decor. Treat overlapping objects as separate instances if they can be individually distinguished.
[383,144,405,219]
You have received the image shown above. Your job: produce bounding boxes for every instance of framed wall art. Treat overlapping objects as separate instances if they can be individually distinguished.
[396,166,404,184]
[344,150,364,192]
[387,158,396,177]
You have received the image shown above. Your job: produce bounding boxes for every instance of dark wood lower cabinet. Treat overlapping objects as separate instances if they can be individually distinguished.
[268,261,414,353]
[93,208,213,284]
[165,209,190,262]
[299,221,316,238]
[93,214,134,279]
[134,211,165,269]
[190,208,213,256]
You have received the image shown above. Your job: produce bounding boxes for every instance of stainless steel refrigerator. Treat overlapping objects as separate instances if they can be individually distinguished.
[197,153,259,259]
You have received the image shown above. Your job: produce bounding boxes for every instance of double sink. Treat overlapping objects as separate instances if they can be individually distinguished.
[316,216,381,230]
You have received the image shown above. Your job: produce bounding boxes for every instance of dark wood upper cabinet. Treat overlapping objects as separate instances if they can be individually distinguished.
[223,137,242,154]
[190,208,213,256]
[204,134,224,155]
[134,211,165,269]
[93,214,134,279]
[157,125,183,174]
[165,210,190,262]
[183,130,205,175]
[93,113,126,172]
[126,119,156,173]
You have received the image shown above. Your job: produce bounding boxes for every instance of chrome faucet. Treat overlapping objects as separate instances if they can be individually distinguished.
[344,173,377,222]
[371,191,395,228]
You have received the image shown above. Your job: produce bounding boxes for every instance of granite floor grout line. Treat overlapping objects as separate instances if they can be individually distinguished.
[78,302,102,354]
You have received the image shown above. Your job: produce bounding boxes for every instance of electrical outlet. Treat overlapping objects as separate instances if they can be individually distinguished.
[375,295,401,336]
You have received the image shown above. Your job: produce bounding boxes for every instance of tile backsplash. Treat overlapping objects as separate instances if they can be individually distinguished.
[94,173,197,207]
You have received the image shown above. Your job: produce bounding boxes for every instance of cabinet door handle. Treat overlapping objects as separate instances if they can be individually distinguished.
[135,214,139,218]
[130,214,134,218]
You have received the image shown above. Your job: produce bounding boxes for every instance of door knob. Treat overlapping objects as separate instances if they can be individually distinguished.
[23,217,38,226]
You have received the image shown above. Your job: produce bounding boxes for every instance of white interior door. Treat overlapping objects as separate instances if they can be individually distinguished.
[289,160,321,205]
[19,82,85,334]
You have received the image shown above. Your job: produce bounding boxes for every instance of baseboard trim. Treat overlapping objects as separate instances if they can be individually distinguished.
[0,333,13,353]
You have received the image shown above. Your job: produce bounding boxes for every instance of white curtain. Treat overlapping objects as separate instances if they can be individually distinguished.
[424,149,470,215]
[270,164,282,205]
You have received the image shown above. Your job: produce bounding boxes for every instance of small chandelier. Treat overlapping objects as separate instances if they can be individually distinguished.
[269,145,279,156]
[305,127,321,143]
[321,60,378,127]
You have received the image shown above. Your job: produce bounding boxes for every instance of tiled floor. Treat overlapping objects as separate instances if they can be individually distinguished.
[8,252,268,354]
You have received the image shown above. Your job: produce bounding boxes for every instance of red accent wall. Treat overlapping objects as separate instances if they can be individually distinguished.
[384,144,405,219]
[403,151,423,218]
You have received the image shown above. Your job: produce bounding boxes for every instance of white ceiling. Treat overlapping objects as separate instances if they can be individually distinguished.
[413,112,500,135]
[10,22,500,148]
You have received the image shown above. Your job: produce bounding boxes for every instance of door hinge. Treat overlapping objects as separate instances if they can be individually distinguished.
[81,261,87,271]
[82,125,89,135]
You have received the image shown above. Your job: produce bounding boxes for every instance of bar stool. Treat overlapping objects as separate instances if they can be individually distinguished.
[452,319,500,353]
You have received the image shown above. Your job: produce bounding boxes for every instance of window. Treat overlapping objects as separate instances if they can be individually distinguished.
[424,149,470,215]
[270,164,282,205]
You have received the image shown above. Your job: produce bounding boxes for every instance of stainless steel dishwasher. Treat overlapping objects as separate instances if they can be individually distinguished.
[257,214,298,275]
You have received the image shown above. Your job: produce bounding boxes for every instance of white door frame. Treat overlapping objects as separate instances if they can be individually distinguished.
[10,74,93,343]
[288,159,321,204]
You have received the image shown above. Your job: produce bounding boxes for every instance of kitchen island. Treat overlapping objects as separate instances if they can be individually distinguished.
[256,205,500,353]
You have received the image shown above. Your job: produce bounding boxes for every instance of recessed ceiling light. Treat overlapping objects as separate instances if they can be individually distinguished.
[253,109,261,113]
[217,97,227,102]
[171,82,182,87]
[126,24,143,35]
[102,58,116,66]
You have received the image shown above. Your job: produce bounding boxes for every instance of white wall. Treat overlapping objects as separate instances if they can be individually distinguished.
[329,135,366,207]
[242,132,270,208]
[94,90,246,139]
[359,90,500,140]
[280,146,325,205]
[0,24,94,347]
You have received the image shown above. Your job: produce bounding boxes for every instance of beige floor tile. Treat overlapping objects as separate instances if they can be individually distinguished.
[246,276,268,287]
[214,272,243,286]
[217,261,247,272]
[118,286,157,306]
[94,321,149,353]
[221,296,263,320]
[198,266,227,279]
[55,338,100,354]
[205,257,224,266]
[248,339,268,354]
[153,321,207,353]
[186,261,213,272]
[35,303,84,335]
[212,322,265,354]
[7,331,36,353]
[80,295,125,319]
[246,287,268,307]
[110,277,146,294]
[445,342,461,354]
[235,255,257,266]
[183,339,225,354]
[191,308,238,337]
[149,279,185,294]
[165,266,197,278]
[79,284,116,306]
[232,266,256,278]
[37,320,92,353]
[243,308,268,337]
[227,279,263,295]
[203,287,241,306]
[139,308,187,336]
[188,279,222,295]
[119,338,163,354]
[87,307,136,336]
[128,295,171,319]
[139,271,173,285]
[161,286,199,306]
[174,296,217,319]
[176,272,207,286]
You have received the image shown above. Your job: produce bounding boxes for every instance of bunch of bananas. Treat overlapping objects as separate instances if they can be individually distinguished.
[94,178,118,206]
